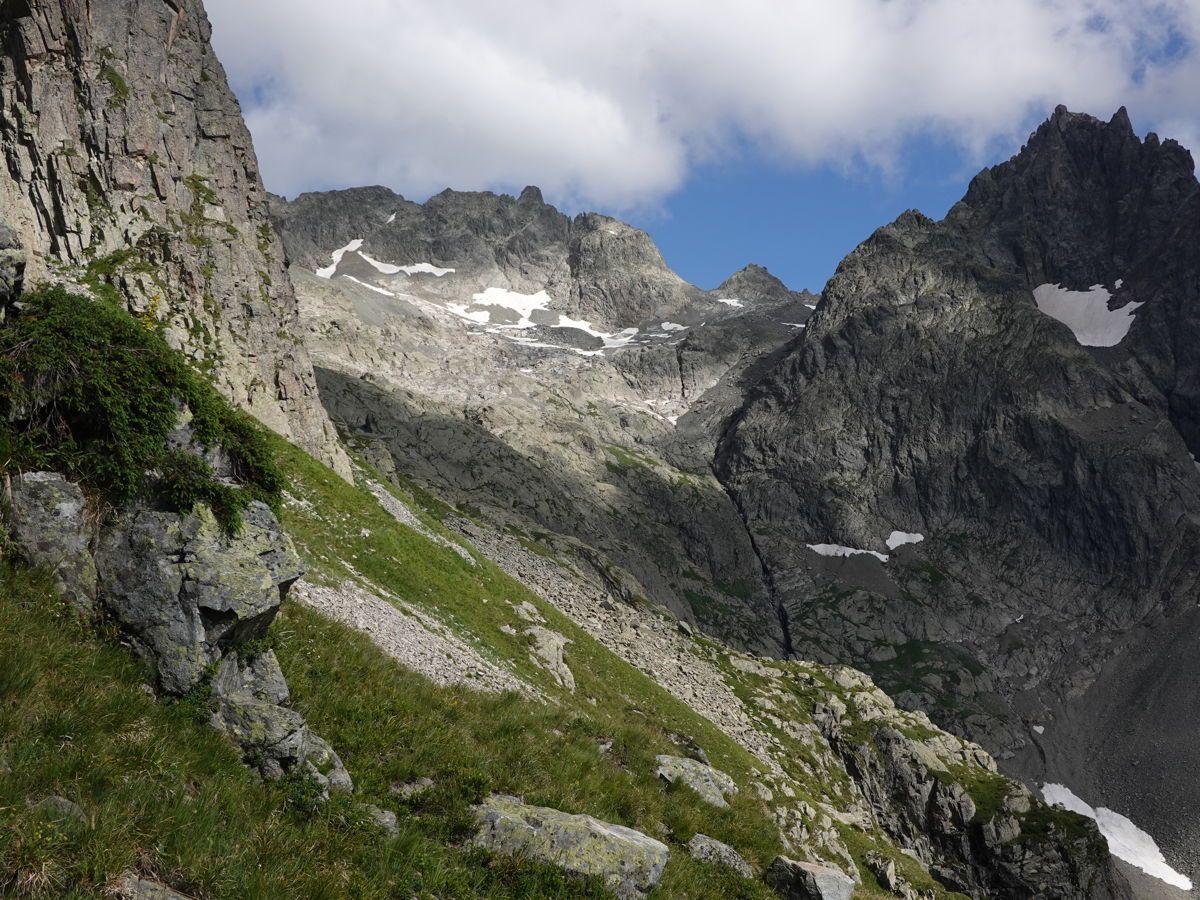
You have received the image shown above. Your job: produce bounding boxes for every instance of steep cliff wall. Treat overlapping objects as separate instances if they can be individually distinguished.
[0,0,348,475]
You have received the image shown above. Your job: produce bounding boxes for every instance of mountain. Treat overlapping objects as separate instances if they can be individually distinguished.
[0,0,348,475]
[269,186,815,652]
[716,107,1200,886]
[0,1,1187,895]
[271,108,1200,894]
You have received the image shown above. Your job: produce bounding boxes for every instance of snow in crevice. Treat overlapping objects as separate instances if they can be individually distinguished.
[1033,283,1143,347]
[716,297,744,308]
[661,321,688,332]
[782,322,807,329]
[1041,784,1192,890]
[385,212,397,224]
[1032,725,1045,735]
[316,239,364,278]
[358,251,454,277]
[885,531,925,550]
[806,543,888,563]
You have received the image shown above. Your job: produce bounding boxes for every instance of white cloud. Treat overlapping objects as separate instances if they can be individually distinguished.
[205,0,1199,210]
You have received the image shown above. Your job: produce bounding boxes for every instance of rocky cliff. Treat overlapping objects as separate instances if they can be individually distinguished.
[0,0,348,476]
[716,108,1200,887]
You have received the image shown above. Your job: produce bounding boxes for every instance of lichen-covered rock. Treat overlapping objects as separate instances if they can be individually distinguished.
[0,2,349,477]
[95,501,302,694]
[687,833,753,877]
[654,754,738,808]
[471,794,669,899]
[5,472,97,610]
[209,650,352,792]
[764,857,855,900]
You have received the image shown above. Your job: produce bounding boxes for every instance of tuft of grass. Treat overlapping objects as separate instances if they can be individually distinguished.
[0,285,281,532]
[100,66,130,105]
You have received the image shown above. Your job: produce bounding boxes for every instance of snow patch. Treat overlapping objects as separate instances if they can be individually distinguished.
[716,297,744,307]
[661,322,688,332]
[804,303,818,310]
[358,251,455,277]
[340,274,395,297]
[1032,725,1045,735]
[782,322,807,328]
[885,531,924,550]
[446,303,491,325]
[316,239,364,278]
[1033,283,1143,347]
[472,287,553,326]
[1041,784,1192,890]
[807,543,888,563]
[386,213,397,224]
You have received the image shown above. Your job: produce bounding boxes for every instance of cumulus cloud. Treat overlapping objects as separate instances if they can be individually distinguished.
[204,0,1199,209]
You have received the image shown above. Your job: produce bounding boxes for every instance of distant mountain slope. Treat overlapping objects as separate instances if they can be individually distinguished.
[270,187,814,651]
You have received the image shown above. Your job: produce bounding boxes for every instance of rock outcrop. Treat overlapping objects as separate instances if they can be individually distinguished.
[95,501,303,694]
[5,471,97,610]
[471,794,670,899]
[0,1,348,476]
[654,755,738,808]
[764,857,855,900]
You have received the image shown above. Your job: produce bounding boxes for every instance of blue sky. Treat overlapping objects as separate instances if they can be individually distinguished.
[206,1,1200,295]
[620,138,994,293]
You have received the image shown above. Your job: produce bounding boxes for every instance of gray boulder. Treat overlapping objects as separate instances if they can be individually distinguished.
[471,794,669,898]
[687,833,753,877]
[654,754,738,808]
[210,650,351,793]
[114,874,191,899]
[764,857,855,900]
[95,501,302,694]
[361,803,400,837]
[525,625,575,691]
[5,472,97,610]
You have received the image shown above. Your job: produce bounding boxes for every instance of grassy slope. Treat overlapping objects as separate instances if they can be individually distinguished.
[0,432,970,898]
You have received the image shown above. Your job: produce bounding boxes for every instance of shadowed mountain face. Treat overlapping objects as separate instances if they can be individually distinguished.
[717,107,1200,885]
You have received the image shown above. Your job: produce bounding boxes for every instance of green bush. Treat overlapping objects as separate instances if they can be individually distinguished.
[0,285,282,531]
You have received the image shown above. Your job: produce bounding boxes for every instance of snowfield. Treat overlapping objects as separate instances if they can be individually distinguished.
[1041,783,1192,890]
[885,531,924,550]
[806,543,889,563]
[1033,283,1143,347]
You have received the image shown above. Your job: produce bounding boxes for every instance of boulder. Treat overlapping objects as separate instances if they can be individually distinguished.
[654,754,737,808]
[765,857,855,900]
[687,833,753,877]
[5,472,97,610]
[113,874,191,899]
[361,803,400,837]
[471,794,669,898]
[525,625,575,691]
[95,502,302,694]
[210,651,352,794]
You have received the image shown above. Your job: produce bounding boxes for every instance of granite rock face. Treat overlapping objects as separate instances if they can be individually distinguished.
[0,1,348,477]
[95,501,303,694]
[764,857,855,900]
[5,471,98,610]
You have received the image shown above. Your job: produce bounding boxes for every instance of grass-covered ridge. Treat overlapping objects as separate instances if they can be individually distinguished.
[0,285,280,531]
